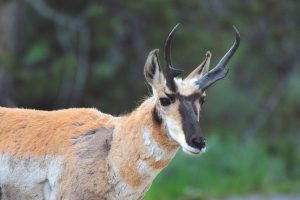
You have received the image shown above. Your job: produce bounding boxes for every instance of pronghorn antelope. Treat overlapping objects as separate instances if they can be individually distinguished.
[0,24,240,200]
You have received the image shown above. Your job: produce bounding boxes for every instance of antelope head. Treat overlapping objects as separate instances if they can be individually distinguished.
[144,24,240,155]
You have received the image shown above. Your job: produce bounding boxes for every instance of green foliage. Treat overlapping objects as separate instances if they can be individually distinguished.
[88,5,105,19]
[93,61,118,80]
[23,42,50,66]
[144,134,300,200]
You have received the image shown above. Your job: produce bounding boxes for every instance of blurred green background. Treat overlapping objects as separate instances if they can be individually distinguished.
[0,0,299,199]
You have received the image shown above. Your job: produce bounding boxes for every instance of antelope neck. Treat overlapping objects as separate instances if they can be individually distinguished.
[108,97,179,188]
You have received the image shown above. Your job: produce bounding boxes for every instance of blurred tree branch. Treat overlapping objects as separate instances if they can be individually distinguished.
[0,69,15,107]
[24,0,90,30]
[24,0,148,108]
[0,1,22,107]
[70,27,90,106]
[0,1,21,57]
[24,0,91,107]
[243,56,299,141]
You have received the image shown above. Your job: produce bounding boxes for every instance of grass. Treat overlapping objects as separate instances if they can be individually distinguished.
[143,134,300,200]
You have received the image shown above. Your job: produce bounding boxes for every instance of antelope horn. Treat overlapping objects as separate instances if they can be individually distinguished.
[196,26,240,90]
[164,23,184,92]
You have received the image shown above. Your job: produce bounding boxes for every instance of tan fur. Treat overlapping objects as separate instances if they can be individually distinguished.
[0,107,112,156]
[108,97,179,188]
[0,49,210,200]
[0,98,179,199]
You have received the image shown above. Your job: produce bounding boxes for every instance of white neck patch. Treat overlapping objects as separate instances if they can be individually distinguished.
[142,128,166,161]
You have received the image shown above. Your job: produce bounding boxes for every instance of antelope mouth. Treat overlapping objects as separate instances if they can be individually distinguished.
[183,146,206,156]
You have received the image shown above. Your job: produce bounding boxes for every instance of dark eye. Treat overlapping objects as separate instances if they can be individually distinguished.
[160,97,171,106]
[200,96,206,105]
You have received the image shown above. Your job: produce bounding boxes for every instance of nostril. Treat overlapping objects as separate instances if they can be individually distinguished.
[199,139,206,149]
[190,136,206,150]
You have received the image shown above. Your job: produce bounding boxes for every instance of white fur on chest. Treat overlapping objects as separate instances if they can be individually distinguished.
[107,164,152,200]
[107,164,137,200]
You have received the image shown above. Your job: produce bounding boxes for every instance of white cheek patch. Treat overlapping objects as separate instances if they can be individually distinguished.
[165,117,204,155]
[165,117,186,147]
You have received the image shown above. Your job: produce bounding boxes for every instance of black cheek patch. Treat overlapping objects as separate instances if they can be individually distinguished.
[152,107,162,125]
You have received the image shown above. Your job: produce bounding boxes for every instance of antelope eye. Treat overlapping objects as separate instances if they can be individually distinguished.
[200,96,206,105]
[159,97,171,106]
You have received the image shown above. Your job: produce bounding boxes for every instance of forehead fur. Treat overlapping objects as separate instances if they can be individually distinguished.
[174,78,200,96]
[152,77,201,97]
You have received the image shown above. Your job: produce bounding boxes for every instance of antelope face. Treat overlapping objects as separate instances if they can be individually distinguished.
[144,24,240,155]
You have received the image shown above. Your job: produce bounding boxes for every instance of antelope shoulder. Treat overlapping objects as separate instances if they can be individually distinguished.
[0,107,114,199]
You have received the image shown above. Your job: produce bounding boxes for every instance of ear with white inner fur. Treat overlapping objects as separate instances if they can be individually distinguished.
[144,49,165,91]
[185,51,212,81]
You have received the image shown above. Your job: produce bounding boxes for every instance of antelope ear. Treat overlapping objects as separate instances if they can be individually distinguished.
[144,49,165,88]
[185,51,211,81]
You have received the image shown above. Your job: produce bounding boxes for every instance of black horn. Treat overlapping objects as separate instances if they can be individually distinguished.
[164,23,184,92]
[196,26,240,90]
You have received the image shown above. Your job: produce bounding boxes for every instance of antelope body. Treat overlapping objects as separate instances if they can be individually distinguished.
[0,25,240,200]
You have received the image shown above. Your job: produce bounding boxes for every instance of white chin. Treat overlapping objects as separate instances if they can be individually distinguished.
[182,147,206,156]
